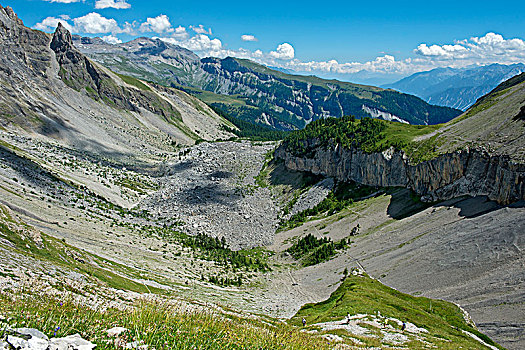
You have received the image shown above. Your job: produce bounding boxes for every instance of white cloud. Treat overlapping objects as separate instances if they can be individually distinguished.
[414,32,525,65]
[34,16,74,32]
[34,12,123,34]
[285,55,411,76]
[270,43,294,60]
[268,32,525,79]
[171,26,188,40]
[31,10,525,81]
[102,35,122,44]
[73,12,120,34]
[140,15,173,33]
[95,0,131,9]
[120,21,136,35]
[241,34,257,42]
[160,34,223,54]
[190,25,211,35]
[414,44,468,58]
[47,0,81,3]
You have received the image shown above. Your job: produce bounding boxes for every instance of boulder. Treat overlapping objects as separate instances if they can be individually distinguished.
[49,334,96,350]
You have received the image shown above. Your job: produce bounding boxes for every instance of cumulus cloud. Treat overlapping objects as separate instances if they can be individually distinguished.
[95,0,131,9]
[160,34,223,55]
[241,34,257,42]
[34,12,125,34]
[184,34,222,52]
[170,26,189,40]
[190,25,212,35]
[73,12,121,34]
[102,35,122,44]
[34,16,74,32]
[282,54,409,76]
[31,10,525,81]
[270,43,295,60]
[140,15,173,33]
[414,32,525,65]
[414,44,468,58]
[270,32,525,79]
[47,0,81,3]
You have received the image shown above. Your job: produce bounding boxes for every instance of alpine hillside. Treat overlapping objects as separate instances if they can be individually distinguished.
[73,36,461,130]
[0,4,523,350]
[274,71,525,348]
[0,10,235,151]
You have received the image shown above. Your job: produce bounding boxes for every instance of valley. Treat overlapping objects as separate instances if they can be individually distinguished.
[2,127,520,349]
[0,4,524,350]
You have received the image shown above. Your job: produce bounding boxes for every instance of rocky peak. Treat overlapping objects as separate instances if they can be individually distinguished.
[50,22,74,54]
[49,22,104,93]
[0,5,24,27]
[0,5,51,79]
[0,5,22,38]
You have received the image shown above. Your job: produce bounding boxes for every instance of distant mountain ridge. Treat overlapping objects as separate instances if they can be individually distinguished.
[73,36,461,130]
[386,63,525,110]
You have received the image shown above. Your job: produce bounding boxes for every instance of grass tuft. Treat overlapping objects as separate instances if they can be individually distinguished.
[0,293,332,350]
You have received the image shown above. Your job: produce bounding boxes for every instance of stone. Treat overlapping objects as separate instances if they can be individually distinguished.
[49,334,96,350]
[125,341,148,349]
[106,327,129,337]
[7,335,28,349]
[15,328,49,341]
[5,328,49,350]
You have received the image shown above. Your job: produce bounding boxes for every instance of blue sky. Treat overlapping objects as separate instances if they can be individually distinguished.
[7,0,525,84]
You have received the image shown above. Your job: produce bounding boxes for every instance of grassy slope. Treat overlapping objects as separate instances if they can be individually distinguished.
[428,72,525,160]
[233,58,461,125]
[387,72,525,161]
[0,206,330,349]
[0,294,331,350]
[115,72,152,91]
[283,70,525,163]
[234,58,384,93]
[283,116,443,163]
[88,49,461,129]
[292,273,502,349]
[0,205,160,294]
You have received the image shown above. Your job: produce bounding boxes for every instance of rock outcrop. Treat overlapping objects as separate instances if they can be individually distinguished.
[50,23,182,121]
[275,141,525,205]
[0,5,51,79]
[1,328,96,350]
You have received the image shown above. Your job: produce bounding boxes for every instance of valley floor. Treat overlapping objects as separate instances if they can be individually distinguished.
[0,129,523,349]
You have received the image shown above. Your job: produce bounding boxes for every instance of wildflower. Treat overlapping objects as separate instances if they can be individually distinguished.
[54,326,60,336]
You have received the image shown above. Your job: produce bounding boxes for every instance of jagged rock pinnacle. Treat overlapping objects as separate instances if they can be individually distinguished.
[51,22,73,53]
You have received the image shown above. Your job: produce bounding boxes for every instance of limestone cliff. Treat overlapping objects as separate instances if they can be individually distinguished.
[275,142,525,205]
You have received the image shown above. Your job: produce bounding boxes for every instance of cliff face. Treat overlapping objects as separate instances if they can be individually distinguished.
[275,141,525,205]
[0,5,51,79]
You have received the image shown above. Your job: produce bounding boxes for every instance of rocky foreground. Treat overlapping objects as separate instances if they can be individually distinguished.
[1,328,95,350]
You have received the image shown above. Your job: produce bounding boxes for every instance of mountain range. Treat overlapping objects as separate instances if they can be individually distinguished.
[386,63,525,110]
[73,36,461,130]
